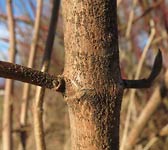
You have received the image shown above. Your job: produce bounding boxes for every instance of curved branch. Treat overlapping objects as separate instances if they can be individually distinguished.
[33,1,60,150]
[123,49,162,89]
[0,61,65,92]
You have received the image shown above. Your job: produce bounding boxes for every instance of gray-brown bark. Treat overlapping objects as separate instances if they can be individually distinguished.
[62,0,123,149]
[0,1,163,150]
[0,61,65,92]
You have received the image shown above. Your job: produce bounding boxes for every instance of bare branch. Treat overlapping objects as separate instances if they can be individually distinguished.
[133,0,162,24]
[125,0,138,38]
[123,49,162,89]
[33,0,60,150]
[19,0,43,149]
[120,20,156,150]
[41,0,60,71]
[0,61,65,92]
[125,81,167,150]
[0,13,48,32]
[2,0,16,150]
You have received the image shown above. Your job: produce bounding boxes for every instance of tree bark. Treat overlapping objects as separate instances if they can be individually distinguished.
[62,0,123,149]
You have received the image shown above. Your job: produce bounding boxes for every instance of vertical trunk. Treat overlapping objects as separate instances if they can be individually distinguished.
[63,0,123,149]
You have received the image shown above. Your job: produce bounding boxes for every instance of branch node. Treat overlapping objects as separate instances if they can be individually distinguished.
[53,75,65,93]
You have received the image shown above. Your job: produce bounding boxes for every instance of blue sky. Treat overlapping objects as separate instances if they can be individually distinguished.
[0,24,9,57]
[0,0,38,85]
[0,0,37,59]
[0,1,6,13]
[0,0,51,61]
[0,0,35,18]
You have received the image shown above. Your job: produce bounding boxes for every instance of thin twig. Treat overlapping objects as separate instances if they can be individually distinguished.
[143,137,158,150]
[0,13,33,25]
[0,13,48,31]
[143,123,168,150]
[33,0,60,150]
[159,124,168,136]
[125,0,138,38]
[125,87,161,150]
[120,20,156,150]
[2,0,16,150]
[142,123,168,150]
[133,0,163,24]
[119,0,162,32]
[125,70,168,149]
[19,0,43,149]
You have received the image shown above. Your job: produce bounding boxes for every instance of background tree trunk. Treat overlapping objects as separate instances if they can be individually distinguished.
[2,0,16,150]
[62,0,123,149]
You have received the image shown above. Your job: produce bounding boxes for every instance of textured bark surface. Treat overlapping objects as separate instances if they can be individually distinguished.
[0,61,64,92]
[63,0,123,149]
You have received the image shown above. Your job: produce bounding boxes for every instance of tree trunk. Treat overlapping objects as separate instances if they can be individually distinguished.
[62,0,123,149]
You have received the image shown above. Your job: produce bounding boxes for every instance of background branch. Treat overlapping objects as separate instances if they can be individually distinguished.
[2,0,16,150]
[125,70,168,150]
[19,0,43,149]
[0,13,48,32]
[33,0,60,150]
[120,20,156,150]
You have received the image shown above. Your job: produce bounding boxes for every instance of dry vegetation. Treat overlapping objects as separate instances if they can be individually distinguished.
[0,0,168,149]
